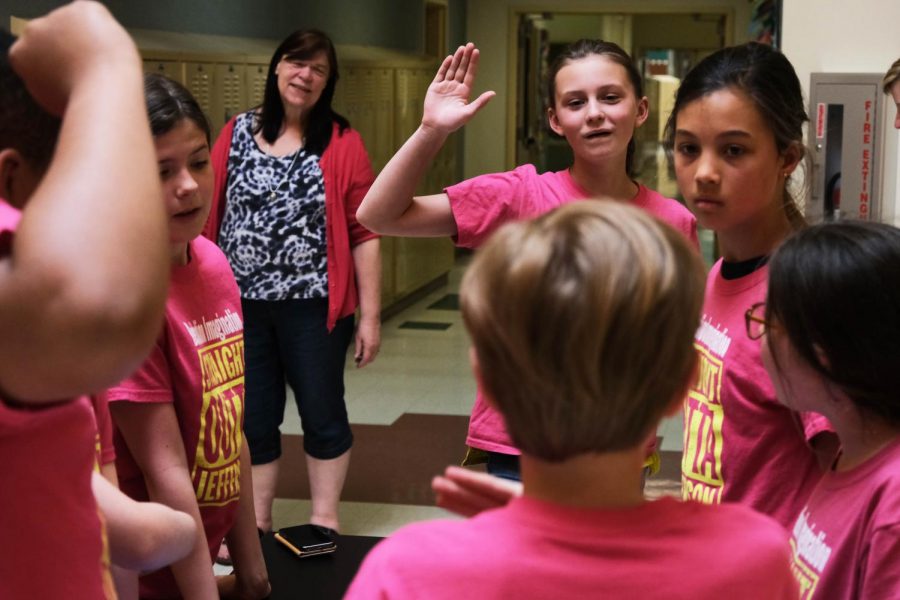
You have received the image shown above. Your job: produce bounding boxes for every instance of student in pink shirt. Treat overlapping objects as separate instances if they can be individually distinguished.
[357,40,696,480]
[0,3,194,598]
[761,222,900,599]
[666,42,838,527]
[106,74,270,600]
[346,202,798,600]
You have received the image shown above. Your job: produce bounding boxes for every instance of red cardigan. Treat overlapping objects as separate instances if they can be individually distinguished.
[204,116,378,331]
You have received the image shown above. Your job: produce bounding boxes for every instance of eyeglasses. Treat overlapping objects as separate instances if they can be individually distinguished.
[744,302,769,340]
[280,58,329,79]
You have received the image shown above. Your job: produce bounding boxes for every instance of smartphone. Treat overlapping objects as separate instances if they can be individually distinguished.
[274,524,337,558]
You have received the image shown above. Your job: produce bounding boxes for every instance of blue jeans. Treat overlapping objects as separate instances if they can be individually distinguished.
[241,297,354,463]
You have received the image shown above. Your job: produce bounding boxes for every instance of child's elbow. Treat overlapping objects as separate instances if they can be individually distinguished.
[73,277,168,377]
[107,287,169,360]
[128,506,196,571]
[163,509,198,567]
[356,202,378,232]
[0,274,168,401]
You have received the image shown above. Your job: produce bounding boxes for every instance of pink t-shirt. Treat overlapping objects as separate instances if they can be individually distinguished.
[107,236,245,599]
[682,260,830,527]
[447,165,699,454]
[788,438,900,600]
[346,495,798,599]
[0,398,115,599]
[0,200,114,599]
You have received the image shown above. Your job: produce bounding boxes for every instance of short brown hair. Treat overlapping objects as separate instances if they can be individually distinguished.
[460,202,705,462]
[883,58,900,94]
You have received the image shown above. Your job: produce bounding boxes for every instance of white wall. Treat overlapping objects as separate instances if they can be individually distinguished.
[463,0,751,178]
[782,0,900,224]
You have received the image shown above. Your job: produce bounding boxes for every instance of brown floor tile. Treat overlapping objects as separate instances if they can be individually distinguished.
[276,413,470,505]
[275,416,683,505]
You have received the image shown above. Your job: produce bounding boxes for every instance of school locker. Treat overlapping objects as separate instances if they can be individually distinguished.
[144,60,185,85]
[379,236,398,308]
[352,68,379,168]
[215,63,248,130]
[371,68,395,173]
[185,62,215,130]
[247,64,268,109]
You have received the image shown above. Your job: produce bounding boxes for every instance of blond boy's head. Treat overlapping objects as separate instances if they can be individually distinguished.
[461,202,704,462]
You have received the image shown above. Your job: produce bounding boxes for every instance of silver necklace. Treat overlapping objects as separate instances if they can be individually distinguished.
[263,141,301,200]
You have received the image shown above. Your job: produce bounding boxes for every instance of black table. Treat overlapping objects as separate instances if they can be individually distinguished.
[261,531,382,599]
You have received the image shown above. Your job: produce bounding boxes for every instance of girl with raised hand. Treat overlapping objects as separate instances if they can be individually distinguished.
[666,42,837,526]
[106,74,269,600]
[762,221,900,599]
[358,40,696,480]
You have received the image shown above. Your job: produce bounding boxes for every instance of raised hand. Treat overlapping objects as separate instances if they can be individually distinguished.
[421,43,496,134]
[9,1,141,115]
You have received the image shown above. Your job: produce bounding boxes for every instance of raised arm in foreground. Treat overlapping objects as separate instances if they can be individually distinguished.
[0,1,168,402]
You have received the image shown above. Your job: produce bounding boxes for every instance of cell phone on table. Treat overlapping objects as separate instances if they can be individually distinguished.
[274,524,337,558]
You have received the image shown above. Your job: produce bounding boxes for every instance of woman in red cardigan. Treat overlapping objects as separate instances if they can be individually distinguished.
[204,29,381,545]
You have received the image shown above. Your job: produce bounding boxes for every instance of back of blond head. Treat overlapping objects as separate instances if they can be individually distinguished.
[461,202,705,462]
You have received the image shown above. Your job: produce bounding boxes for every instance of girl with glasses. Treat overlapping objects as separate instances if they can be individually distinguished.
[763,221,900,599]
